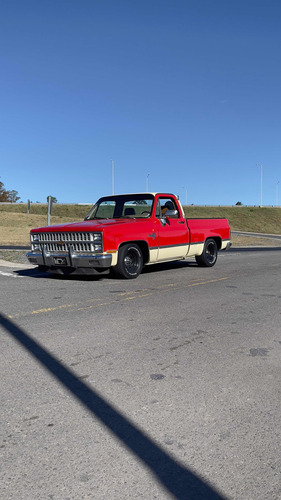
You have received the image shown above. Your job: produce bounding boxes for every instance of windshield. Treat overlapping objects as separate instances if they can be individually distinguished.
[85,194,154,220]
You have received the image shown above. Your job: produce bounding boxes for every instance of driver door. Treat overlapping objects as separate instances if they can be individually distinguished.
[154,196,189,262]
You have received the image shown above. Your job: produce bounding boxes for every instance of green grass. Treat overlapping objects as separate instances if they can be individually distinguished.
[182,206,281,233]
[0,203,89,218]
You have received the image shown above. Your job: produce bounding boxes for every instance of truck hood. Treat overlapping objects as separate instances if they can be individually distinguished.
[31,218,143,232]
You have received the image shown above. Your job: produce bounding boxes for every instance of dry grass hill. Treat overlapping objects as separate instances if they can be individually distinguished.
[1,203,281,247]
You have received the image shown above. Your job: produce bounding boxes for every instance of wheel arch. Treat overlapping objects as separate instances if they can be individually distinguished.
[118,240,150,264]
[209,236,222,251]
[196,237,218,267]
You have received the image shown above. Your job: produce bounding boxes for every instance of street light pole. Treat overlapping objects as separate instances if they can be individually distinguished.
[146,173,150,192]
[110,159,114,195]
[256,163,263,207]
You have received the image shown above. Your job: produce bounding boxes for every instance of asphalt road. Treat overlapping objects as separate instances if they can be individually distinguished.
[1,249,281,500]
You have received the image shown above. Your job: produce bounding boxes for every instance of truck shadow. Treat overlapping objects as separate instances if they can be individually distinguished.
[142,260,197,275]
[0,312,226,500]
[14,260,197,280]
[14,268,111,280]
[15,245,281,281]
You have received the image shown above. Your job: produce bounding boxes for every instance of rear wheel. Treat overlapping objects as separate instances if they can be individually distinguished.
[196,238,218,267]
[114,243,143,279]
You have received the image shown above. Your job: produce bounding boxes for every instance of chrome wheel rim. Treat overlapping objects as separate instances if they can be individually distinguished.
[206,242,216,264]
[124,249,140,275]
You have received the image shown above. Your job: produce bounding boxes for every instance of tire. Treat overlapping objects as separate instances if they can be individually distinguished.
[196,238,218,267]
[114,243,143,279]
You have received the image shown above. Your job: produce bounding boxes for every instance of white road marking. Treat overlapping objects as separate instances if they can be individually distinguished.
[0,270,22,278]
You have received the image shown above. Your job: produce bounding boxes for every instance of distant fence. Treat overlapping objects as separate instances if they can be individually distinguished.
[1,202,280,208]
[0,202,93,206]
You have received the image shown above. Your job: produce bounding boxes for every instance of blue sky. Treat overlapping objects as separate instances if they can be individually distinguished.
[1,0,280,206]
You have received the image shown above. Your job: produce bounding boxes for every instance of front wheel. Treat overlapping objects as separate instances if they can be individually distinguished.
[114,243,143,279]
[196,239,218,267]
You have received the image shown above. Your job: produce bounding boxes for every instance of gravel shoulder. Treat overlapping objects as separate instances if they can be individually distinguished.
[0,250,33,267]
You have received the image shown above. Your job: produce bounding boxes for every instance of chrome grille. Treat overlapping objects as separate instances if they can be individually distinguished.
[31,232,102,253]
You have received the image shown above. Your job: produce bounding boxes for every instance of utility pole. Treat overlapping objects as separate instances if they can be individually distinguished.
[146,173,150,192]
[47,196,53,225]
[110,159,114,194]
[256,163,263,207]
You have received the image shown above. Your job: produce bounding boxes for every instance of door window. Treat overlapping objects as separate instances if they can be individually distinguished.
[156,198,179,218]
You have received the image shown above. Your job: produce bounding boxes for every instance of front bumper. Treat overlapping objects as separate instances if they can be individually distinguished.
[26,248,112,270]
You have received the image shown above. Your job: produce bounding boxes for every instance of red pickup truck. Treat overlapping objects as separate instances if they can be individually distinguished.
[27,193,231,279]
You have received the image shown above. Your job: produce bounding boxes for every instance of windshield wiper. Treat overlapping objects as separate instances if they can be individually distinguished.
[85,216,109,220]
[115,216,136,219]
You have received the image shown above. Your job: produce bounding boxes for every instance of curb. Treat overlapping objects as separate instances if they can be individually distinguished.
[0,259,36,269]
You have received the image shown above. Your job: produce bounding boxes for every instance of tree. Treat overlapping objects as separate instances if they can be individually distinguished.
[47,195,58,203]
[0,181,8,201]
[0,181,20,202]
[235,201,243,206]
[8,190,20,203]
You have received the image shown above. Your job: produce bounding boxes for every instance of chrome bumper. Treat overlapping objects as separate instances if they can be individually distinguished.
[26,249,112,269]
[220,240,231,251]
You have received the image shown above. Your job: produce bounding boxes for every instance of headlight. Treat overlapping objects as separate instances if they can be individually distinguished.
[92,233,102,241]
[31,234,39,242]
[94,244,102,252]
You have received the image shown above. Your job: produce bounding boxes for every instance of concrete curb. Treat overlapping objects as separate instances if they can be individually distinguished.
[0,259,36,269]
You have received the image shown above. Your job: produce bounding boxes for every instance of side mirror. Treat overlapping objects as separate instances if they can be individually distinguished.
[159,209,178,226]
[160,216,168,226]
[165,210,178,218]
